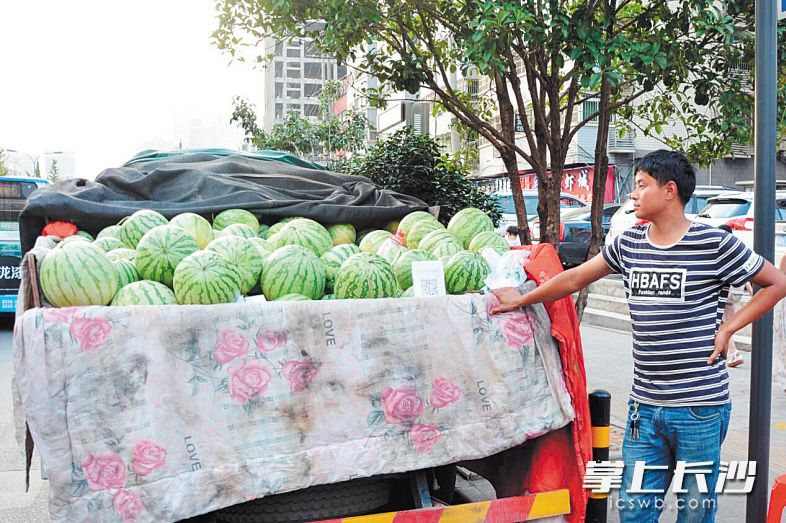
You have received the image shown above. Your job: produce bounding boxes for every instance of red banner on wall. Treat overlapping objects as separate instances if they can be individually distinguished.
[520,165,615,204]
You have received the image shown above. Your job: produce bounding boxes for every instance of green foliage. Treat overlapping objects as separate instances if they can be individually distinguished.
[349,128,500,226]
[47,159,61,183]
[229,80,370,169]
[0,150,9,177]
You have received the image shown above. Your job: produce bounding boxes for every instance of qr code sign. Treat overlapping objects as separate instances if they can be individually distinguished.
[421,278,439,296]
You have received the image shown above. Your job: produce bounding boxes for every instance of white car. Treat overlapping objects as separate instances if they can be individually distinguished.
[694,191,786,267]
[494,190,587,236]
[605,186,737,245]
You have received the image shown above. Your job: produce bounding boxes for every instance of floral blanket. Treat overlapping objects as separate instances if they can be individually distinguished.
[14,286,574,522]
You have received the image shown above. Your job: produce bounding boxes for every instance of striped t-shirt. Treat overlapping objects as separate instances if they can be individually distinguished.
[602,221,764,406]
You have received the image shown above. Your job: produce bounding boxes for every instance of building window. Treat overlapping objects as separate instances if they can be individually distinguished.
[287,87,300,99]
[304,62,322,79]
[338,64,348,79]
[274,61,283,78]
[287,47,301,58]
[275,103,283,119]
[304,83,321,98]
[305,104,320,117]
[305,40,321,58]
[289,104,302,114]
[275,41,283,57]
[287,66,301,79]
[582,99,600,124]
[275,82,283,98]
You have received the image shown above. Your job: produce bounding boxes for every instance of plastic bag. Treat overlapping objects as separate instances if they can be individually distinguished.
[482,248,531,290]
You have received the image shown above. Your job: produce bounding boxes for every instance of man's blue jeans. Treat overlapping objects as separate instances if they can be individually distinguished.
[617,400,732,523]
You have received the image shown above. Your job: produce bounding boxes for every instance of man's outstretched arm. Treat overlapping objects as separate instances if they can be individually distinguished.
[490,253,614,313]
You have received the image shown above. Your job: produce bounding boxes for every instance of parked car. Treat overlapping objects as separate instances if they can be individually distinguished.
[605,186,737,245]
[493,190,587,235]
[694,191,786,267]
[532,203,621,266]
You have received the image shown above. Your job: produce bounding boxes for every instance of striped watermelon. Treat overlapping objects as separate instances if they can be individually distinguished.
[261,245,326,301]
[135,225,199,287]
[248,237,274,260]
[271,218,333,256]
[444,251,491,294]
[268,217,298,237]
[97,225,122,240]
[432,242,462,262]
[112,281,177,306]
[57,236,90,248]
[173,250,242,305]
[94,237,125,252]
[397,211,436,239]
[327,224,356,246]
[258,224,270,239]
[405,219,445,249]
[39,243,118,307]
[170,213,215,249]
[120,210,169,248]
[113,259,140,289]
[213,209,260,233]
[76,230,94,240]
[206,236,264,294]
[355,229,372,245]
[393,249,434,290]
[106,248,136,262]
[447,208,494,248]
[468,231,509,253]
[275,293,312,301]
[376,234,407,265]
[334,253,398,299]
[358,230,392,253]
[418,229,462,255]
[320,243,361,291]
[219,223,258,240]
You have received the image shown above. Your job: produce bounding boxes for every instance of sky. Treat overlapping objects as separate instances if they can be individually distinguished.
[0,0,265,179]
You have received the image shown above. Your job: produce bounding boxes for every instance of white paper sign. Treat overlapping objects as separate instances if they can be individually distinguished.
[411,260,447,297]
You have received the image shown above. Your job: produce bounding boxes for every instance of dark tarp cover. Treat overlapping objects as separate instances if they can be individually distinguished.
[19,151,430,254]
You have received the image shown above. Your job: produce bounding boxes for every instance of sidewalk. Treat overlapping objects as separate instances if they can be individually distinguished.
[582,324,786,523]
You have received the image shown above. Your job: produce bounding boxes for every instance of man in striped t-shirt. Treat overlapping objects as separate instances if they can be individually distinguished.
[492,150,786,521]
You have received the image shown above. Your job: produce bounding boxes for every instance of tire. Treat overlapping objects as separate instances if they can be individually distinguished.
[214,477,390,523]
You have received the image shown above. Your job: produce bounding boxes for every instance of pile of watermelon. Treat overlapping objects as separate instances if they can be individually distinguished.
[38,207,507,307]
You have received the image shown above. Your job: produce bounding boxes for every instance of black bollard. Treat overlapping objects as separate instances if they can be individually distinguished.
[586,390,611,523]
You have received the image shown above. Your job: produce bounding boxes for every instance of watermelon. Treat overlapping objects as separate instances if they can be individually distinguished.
[393,249,434,290]
[212,209,260,232]
[94,237,125,252]
[112,281,177,306]
[248,237,274,260]
[271,218,333,256]
[57,236,91,248]
[261,245,326,301]
[334,252,398,299]
[76,230,94,240]
[402,286,415,297]
[358,230,392,253]
[135,225,199,287]
[327,224,356,246]
[258,224,270,239]
[418,229,462,255]
[405,219,445,249]
[468,231,509,253]
[220,223,258,240]
[206,236,265,294]
[432,242,462,262]
[384,220,400,234]
[39,242,118,307]
[320,243,361,291]
[173,251,243,305]
[268,217,298,237]
[170,213,215,249]
[97,225,122,240]
[397,211,437,239]
[355,229,373,245]
[275,293,312,301]
[120,210,169,249]
[444,251,491,294]
[321,294,336,300]
[106,248,136,262]
[447,208,494,249]
[113,259,140,289]
[376,234,407,265]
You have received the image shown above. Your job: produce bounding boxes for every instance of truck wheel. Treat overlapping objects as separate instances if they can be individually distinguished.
[214,477,390,523]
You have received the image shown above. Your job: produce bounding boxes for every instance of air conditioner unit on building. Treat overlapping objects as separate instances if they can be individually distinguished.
[727,142,754,158]
[607,127,636,152]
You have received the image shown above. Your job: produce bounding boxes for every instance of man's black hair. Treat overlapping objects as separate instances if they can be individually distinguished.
[634,149,696,205]
[506,225,519,235]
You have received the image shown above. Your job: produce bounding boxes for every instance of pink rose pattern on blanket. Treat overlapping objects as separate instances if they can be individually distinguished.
[17,293,570,522]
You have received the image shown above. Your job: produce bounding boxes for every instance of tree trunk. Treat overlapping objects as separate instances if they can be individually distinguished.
[575,77,613,321]
[501,151,532,244]
[539,167,562,247]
